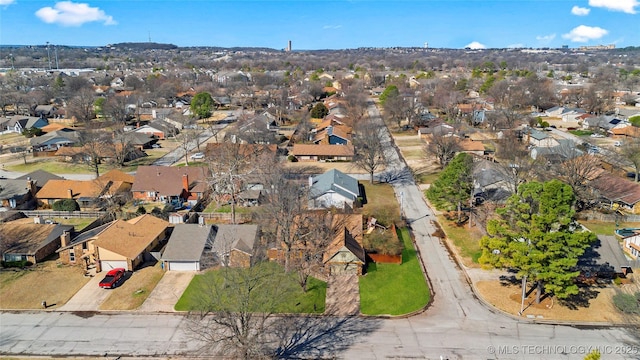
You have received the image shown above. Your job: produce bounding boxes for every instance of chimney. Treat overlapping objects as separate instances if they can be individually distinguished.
[26,177,36,195]
[309,176,314,188]
[61,231,71,248]
[67,189,73,199]
[182,174,189,193]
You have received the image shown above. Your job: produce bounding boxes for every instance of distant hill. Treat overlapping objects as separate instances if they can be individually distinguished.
[110,42,178,50]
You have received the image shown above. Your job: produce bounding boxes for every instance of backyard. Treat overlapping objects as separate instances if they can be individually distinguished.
[359,227,430,315]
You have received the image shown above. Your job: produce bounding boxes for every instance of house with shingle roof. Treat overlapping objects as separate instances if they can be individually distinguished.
[162,223,258,270]
[590,173,640,214]
[323,213,365,275]
[0,178,38,210]
[30,128,80,153]
[313,125,351,145]
[16,170,63,192]
[93,214,169,272]
[290,144,354,162]
[1,218,74,264]
[309,169,360,209]
[131,165,208,205]
[36,172,132,208]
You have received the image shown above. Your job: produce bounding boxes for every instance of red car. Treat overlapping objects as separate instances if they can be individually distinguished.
[99,268,125,289]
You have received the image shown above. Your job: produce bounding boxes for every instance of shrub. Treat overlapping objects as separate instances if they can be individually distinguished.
[363,229,403,256]
[612,292,640,314]
[1,260,33,268]
[136,205,147,214]
[52,199,80,211]
[287,155,298,162]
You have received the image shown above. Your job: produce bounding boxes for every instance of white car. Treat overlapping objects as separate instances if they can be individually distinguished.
[190,152,205,160]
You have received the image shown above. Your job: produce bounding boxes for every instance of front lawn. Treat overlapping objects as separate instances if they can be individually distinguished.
[175,264,326,313]
[99,262,165,310]
[569,129,593,136]
[51,217,97,232]
[359,227,430,315]
[437,215,483,265]
[361,182,401,226]
[0,259,89,309]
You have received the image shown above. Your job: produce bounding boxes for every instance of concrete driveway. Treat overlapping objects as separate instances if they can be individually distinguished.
[137,271,195,312]
[58,272,114,311]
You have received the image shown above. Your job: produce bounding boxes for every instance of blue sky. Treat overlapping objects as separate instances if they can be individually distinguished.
[0,0,638,49]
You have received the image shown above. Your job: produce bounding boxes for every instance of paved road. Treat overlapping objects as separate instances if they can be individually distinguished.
[1,104,639,359]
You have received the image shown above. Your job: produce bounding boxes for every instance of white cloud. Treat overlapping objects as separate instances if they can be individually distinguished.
[562,25,608,42]
[571,6,591,15]
[535,33,556,43]
[507,43,525,48]
[35,1,116,26]
[465,41,486,49]
[0,0,16,5]
[322,25,342,30]
[588,0,639,14]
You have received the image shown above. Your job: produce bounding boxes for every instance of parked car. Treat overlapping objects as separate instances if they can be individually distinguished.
[614,141,622,147]
[151,143,162,148]
[99,268,125,289]
[190,152,205,160]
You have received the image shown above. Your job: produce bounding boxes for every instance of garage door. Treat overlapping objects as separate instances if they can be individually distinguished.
[167,261,199,271]
[101,260,128,271]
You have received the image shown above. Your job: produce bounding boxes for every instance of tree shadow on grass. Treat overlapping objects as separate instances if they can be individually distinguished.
[557,284,603,310]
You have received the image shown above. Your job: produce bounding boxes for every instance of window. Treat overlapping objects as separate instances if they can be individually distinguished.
[69,249,75,262]
[82,242,87,250]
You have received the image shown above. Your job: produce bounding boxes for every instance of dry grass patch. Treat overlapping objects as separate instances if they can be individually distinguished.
[99,263,164,310]
[475,280,630,323]
[436,214,484,267]
[580,220,640,236]
[0,259,89,309]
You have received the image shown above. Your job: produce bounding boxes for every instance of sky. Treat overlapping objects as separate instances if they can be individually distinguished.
[0,0,638,50]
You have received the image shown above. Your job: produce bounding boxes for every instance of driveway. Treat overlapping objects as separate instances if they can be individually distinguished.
[58,272,112,311]
[137,271,195,312]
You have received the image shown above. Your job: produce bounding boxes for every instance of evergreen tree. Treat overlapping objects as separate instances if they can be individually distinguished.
[479,180,596,303]
[425,152,473,222]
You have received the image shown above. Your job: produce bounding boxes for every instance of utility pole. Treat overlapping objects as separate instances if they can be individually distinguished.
[46,42,51,70]
[9,53,14,69]
[54,45,59,70]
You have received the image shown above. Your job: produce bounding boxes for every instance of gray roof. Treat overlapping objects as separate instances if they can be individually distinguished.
[0,179,32,200]
[29,129,79,147]
[309,169,359,201]
[57,222,113,251]
[16,170,63,188]
[212,224,258,256]
[162,224,213,262]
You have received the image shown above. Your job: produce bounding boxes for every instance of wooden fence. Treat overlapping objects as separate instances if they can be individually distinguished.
[20,210,107,218]
[195,212,253,224]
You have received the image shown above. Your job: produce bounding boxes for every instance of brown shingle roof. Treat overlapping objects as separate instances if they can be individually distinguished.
[591,173,640,206]
[93,214,169,259]
[291,144,354,157]
[131,166,207,197]
[37,179,106,200]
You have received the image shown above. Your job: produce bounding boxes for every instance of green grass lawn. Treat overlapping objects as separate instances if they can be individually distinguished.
[51,217,97,231]
[175,264,326,313]
[6,159,108,175]
[437,215,483,265]
[359,227,430,315]
[580,220,640,236]
[361,182,400,224]
[415,171,441,184]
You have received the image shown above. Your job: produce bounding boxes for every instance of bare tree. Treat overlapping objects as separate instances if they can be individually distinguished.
[207,143,273,224]
[67,88,96,125]
[352,120,386,184]
[185,262,297,360]
[103,95,132,124]
[78,130,111,178]
[620,137,640,182]
[423,128,461,167]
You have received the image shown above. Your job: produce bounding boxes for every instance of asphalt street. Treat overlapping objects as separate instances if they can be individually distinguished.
[0,104,638,359]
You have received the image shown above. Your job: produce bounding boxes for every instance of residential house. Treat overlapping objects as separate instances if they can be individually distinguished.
[313,125,351,145]
[93,214,170,272]
[33,105,58,118]
[15,170,63,191]
[472,160,513,203]
[36,172,132,208]
[309,169,360,209]
[623,234,640,259]
[1,218,73,264]
[131,165,208,206]
[524,127,559,148]
[0,178,38,210]
[56,222,112,268]
[590,173,640,214]
[133,120,178,140]
[161,223,215,271]
[530,139,582,161]
[290,144,354,162]
[0,115,48,134]
[610,126,640,140]
[459,138,485,157]
[30,128,80,153]
[323,214,365,275]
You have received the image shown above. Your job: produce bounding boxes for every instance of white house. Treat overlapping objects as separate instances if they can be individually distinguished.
[308,169,360,210]
[623,234,640,259]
